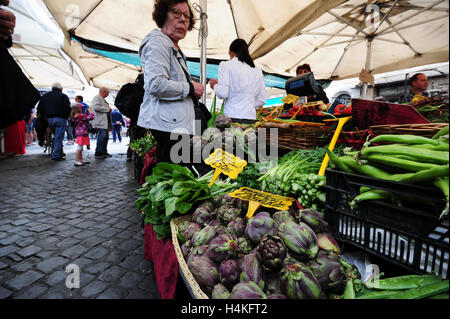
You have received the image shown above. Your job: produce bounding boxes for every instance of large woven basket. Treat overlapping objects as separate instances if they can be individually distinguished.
[258,122,332,150]
[170,216,209,299]
[370,123,448,138]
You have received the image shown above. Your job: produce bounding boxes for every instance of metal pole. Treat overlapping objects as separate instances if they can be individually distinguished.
[362,38,373,99]
[200,0,207,105]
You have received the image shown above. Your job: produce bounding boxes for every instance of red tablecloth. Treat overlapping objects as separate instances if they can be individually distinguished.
[144,224,179,299]
[4,120,26,155]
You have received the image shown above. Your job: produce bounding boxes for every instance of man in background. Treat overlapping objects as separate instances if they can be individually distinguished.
[401,73,429,103]
[92,87,112,159]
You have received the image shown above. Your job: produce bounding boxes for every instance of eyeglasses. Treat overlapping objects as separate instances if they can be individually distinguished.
[169,8,191,20]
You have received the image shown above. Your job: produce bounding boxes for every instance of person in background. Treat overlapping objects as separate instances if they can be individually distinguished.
[75,95,90,114]
[25,108,35,146]
[295,63,330,104]
[71,105,94,167]
[401,73,429,103]
[209,39,266,123]
[36,82,71,161]
[137,0,204,164]
[111,108,125,143]
[92,87,112,159]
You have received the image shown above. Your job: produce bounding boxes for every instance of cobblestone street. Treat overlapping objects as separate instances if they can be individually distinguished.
[0,138,160,299]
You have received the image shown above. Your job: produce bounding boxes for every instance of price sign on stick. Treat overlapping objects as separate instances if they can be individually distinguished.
[205,149,247,187]
[229,187,296,218]
[281,94,299,104]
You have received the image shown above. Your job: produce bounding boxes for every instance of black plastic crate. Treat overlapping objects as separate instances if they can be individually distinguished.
[324,168,449,279]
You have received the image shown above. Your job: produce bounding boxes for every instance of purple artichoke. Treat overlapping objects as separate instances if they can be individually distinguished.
[212,283,230,299]
[279,262,322,299]
[214,224,227,235]
[178,221,201,243]
[237,237,253,256]
[213,194,236,207]
[208,220,220,228]
[181,241,192,260]
[217,205,240,225]
[226,217,245,237]
[308,250,347,294]
[245,212,277,245]
[206,234,238,263]
[215,114,232,130]
[229,282,267,299]
[277,221,318,260]
[257,235,287,271]
[187,252,219,294]
[239,252,265,290]
[187,245,209,265]
[191,225,216,247]
[192,206,213,227]
[267,293,288,299]
[317,233,340,254]
[219,259,240,288]
[273,210,295,225]
[297,209,329,233]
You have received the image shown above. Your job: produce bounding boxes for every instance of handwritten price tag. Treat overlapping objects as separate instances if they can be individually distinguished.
[228,187,296,218]
[205,149,247,186]
[281,94,299,104]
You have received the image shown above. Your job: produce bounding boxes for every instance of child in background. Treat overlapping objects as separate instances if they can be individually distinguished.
[71,105,94,167]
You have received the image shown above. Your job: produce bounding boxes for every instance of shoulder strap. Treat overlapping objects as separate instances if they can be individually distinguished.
[174,49,199,107]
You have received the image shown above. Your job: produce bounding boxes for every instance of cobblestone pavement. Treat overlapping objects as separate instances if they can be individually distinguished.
[0,138,160,299]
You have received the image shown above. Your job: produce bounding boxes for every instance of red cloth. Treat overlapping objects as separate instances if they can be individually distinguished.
[351,99,430,130]
[139,147,157,185]
[144,223,179,299]
[4,120,26,155]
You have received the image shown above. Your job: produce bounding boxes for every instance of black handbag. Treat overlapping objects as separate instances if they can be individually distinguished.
[175,50,211,134]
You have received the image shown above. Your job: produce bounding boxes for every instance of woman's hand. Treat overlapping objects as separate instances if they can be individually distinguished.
[192,81,204,98]
[209,78,218,90]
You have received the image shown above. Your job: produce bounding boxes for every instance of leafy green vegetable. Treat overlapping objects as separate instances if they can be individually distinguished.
[130,134,157,158]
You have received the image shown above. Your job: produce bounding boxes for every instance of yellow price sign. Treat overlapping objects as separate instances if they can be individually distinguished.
[228,187,296,218]
[205,149,247,186]
[281,94,299,104]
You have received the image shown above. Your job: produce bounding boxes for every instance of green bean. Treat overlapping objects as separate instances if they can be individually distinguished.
[364,274,443,290]
[370,134,440,146]
[386,280,449,299]
[343,279,356,299]
[361,145,449,165]
[428,293,449,299]
[432,125,449,140]
[357,290,404,299]
[409,143,449,151]
[351,190,392,208]
[395,165,449,184]
[366,154,441,172]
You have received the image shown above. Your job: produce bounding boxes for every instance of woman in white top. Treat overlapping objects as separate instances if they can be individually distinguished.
[209,39,266,122]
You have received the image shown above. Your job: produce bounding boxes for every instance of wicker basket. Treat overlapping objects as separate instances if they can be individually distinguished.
[258,122,332,150]
[370,123,448,138]
[170,216,209,299]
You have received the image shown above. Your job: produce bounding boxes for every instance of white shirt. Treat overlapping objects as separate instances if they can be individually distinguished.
[214,57,266,120]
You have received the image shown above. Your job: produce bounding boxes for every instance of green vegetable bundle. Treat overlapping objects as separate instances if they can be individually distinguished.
[130,134,157,158]
[135,163,237,239]
[327,126,450,217]
[352,274,449,299]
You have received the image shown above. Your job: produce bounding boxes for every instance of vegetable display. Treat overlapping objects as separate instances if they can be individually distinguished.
[130,134,157,158]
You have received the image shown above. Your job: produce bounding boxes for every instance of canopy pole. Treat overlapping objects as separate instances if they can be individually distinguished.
[199,0,208,105]
[362,38,373,99]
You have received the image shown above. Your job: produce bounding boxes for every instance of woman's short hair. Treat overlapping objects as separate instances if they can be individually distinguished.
[296,64,312,75]
[153,0,195,31]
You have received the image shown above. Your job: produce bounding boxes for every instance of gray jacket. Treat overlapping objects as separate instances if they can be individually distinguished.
[91,94,111,130]
[137,29,195,135]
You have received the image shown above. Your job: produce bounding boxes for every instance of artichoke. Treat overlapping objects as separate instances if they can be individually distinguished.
[213,194,236,207]
[206,234,238,263]
[178,221,201,243]
[187,245,209,265]
[297,208,328,233]
[229,282,267,299]
[217,205,240,225]
[257,235,287,271]
[237,237,253,256]
[214,224,227,235]
[245,212,277,245]
[191,225,216,247]
[187,252,219,294]
[212,283,230,299]
[308,250,347,294]
[317,233,340,254]
[215,114,232,130]
[226,217,245,237]
[192,206,213,227]
[279,262,322,299]
[278,220,318,261]
[239,252,265,290]
[219,259,240,289]
[273,210,295,225]
[181,241,192,259]
[264,272,282,295]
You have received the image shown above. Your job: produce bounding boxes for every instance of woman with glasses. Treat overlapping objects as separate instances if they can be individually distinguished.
[137,0,204,164]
